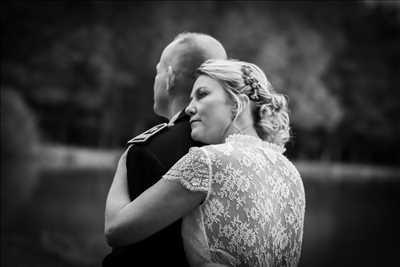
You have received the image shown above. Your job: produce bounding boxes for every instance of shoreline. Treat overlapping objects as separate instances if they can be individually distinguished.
[37,144,400,181]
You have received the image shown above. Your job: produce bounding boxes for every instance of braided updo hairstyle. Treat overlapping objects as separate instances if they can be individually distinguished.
[197,59,290,147]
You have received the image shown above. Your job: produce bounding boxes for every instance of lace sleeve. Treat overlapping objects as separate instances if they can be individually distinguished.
[163,147,211,193]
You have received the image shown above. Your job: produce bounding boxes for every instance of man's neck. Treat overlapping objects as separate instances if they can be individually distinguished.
[166,97,188,120]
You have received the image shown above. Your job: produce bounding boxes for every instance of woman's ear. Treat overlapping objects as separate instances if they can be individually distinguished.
[238,94,250,111]
[166,66,175,92]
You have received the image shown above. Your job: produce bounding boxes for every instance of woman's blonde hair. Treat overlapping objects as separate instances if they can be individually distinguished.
[197,59,290,147]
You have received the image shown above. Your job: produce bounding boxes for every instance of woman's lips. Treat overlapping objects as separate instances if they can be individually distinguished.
[190,119,201,126]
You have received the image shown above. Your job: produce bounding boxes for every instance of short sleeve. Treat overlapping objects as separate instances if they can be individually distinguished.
[163,147,211,193]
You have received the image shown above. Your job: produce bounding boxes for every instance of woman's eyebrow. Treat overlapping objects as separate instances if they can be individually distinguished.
[190,86,207,98]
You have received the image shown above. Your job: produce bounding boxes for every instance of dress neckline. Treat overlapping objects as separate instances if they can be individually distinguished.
[225,133,286,154]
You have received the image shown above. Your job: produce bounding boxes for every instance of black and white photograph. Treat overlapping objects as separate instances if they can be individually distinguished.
[1,1,400,266]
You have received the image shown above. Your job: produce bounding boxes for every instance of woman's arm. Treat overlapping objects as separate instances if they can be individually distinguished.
[104,148,206,247]
[104,148,130,238]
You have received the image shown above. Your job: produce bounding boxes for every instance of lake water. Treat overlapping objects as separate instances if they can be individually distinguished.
[2,168,399,266]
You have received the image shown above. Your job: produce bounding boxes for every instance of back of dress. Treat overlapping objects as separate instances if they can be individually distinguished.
[163,134,305,267]
[201,134,305,267]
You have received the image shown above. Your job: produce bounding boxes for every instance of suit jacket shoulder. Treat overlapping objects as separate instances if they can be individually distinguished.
[126,114,202,199]
[110,113,198,267]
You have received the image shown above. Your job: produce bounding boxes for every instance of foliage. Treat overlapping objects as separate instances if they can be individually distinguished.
[1,1,399,164]
[1,88,39,160]
[1,88,40,224]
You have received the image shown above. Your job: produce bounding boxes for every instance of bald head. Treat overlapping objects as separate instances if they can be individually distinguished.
[167,32,227,94]
[153,32,227,118]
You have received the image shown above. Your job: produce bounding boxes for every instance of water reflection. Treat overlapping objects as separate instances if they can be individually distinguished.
[1,165,400,267]
[301,180,400,267]
[1,158,41,266]
[1,159,40,227]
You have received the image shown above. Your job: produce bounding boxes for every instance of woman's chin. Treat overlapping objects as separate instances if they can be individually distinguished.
[191,130,204,143]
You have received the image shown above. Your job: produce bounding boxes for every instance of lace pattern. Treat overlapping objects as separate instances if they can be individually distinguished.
[164,134,305,267]
[163,147,211,193]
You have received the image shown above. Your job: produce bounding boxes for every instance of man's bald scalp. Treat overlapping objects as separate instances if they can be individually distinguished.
[169,32,227,94]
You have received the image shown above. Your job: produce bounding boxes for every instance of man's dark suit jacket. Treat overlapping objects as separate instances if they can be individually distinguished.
[102,111,202,267]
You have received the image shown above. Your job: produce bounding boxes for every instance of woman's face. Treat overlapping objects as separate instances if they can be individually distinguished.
[186,75,234,144]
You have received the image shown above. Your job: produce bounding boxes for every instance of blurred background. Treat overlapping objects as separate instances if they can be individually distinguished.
[1,1,400,266]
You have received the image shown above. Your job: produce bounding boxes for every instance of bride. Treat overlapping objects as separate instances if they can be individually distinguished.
[105,59,305,267]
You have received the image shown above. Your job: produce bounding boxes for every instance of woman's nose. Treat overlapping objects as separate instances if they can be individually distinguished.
[185,102,196,116]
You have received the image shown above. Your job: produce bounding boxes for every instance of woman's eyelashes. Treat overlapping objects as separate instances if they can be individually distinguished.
[195,87,209,99]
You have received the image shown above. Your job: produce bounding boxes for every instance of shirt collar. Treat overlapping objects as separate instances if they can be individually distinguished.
[168,111,183,127]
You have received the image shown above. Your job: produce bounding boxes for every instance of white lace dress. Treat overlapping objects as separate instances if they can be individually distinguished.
[163,134,305,267]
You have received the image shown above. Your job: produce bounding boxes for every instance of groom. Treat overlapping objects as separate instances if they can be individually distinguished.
[103,32,227,266]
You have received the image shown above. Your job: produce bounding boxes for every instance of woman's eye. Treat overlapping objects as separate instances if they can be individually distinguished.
[196,89,208,99]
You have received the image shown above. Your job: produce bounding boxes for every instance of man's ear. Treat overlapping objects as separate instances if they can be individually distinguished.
[166,66,175,92]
